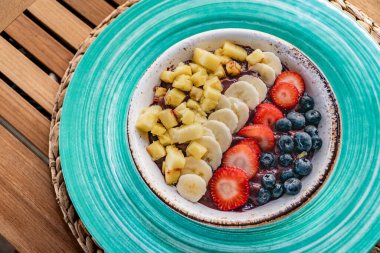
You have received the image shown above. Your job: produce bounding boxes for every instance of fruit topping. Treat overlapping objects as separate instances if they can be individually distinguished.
[238,124,275,152]
[305,109,322,125]
[280,169,296,182]
[284,178,302,195]
[177,174,207,202]
[294,158,313,176]
[270,82,300,110]
[311,136,323,151]
[294,132,312,152]
[260,153,276,168]
[271,184,284,198]
[277,135,294,153]
[253,103,284,128]
[286,111,306,130]
[275,118,292,132]
[275,71,305,94]
[261,174,276,189]
[304,125,318,137]
[257,188,271,205]
[278,154,294,167]
[298,93,314,112]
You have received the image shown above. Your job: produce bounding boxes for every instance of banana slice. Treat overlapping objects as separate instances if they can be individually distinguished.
[216,94,232,110]
[203,120,232,152]
[262,52,282,76]
[224,81,260,110]
[177,174,207,202]
[228,97,250,132]
[203,127,215,139]
[182,157,213,184]
[238,75,267,102]
[208,108,238,133]
[196,136,222,170]
[250,63,276,86]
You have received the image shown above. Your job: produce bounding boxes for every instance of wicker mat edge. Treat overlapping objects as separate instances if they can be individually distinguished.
[48,1,380,252]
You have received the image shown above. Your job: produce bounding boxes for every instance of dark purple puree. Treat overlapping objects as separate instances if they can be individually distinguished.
[149,45,316,212]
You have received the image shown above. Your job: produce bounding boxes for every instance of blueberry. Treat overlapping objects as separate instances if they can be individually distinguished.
[275,118,292,132]
[277,135,294,153]
[260,153,276,168]
[305,110,322,125]
[284,178,302,195]
[271,183,284,198]
[280,169,295,182]
[294,158,313,176]
[305,125,318,137]
[294,132,312,152]
[262,174,276,189]
[311,135,323,150]
[257,188,271,205]
[286,112,306,130]
[298,93,314,112]
[278,154,293,167]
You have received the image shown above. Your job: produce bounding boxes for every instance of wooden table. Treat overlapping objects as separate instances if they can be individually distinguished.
[0,0,379,252]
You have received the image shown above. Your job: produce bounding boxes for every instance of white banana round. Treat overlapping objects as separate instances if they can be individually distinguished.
[224,81,260,110]
[203,120,232,152]
[208,108,238,133]
[176,174,207,202]
[182,157,213,184]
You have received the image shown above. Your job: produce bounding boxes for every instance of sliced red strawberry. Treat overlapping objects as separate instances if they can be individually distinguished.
[209,167,249,211]
[238,124,275,152]
[238,138,261,155]
[222,143,260,179]
[253,103,283,128]
[270,82,300,110]
[275,71,305,94]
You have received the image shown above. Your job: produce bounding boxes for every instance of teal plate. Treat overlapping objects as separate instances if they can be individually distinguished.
[60,0,380,252]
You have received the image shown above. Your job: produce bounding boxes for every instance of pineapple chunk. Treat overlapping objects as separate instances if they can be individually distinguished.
[192,48,221,72]
[190,86,203,101]
[226,61,242,76]
[172,74,193,91]
[169,124,204,144]
[214,48,223,56]
[165,168,181,185]
[186,99,200,110]
[194,112,207,123]
[155,87,167,97]
[213,64,226,78]
[160,70,176,83]
[173,102,187,118]
[146,141,166,161]
[186,141,207,159]
[159,109,178,129]
[222,41,247,61]
[164,88,186,107]
[218,55,232,65]
[191,69,208,87]
[158,132,173,146]
[151,123,166,136]
[174,64,192,76]
[135,106,162,132]
[164,146,185,184]
[181,109,195,125]
[200,98,218,113]
[203,86,221,101]
[189,63,206,73]
[204,76,223,92]
[246,49,264,65]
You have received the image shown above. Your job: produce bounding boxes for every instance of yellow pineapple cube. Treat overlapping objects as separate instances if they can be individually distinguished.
[165,168,181,185]
[222,41,247,61]
[164,146,185,184]
[194,112,207,123]
[146,141,166,161]
[158,109,178,129]
[192,48,221,72]
[174,102,187,118]
[186,99,200,110]
[218,55,232,65]
[155,87,167,97]
[200,98,218,113]
[203,86,221,101]
[226,61,242,76]
[181,109,195,125]
[174,64,192,76]
[151,123,166,136]
[135,106,162,132]
[169,124,204,144]
[160,70,176,83]
[190,86,203,101]
[214,48,223,56]
[189,63,206,73]
[213,64,226,78]
[158,132,173,146]
[204,76,223,92]
[186,141,207,159]
[164,88,186,107]
[246,49,264,65]
[172,74,193,91]
[191,69,208,87]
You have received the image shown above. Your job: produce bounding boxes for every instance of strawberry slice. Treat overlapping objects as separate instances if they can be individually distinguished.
[238,138,261,155]
[270,82,300,110]
[209,167,249,211]
[222,143,260,179]
[253,103,283,128]
[275,71,305,94]
[238,124,275,152]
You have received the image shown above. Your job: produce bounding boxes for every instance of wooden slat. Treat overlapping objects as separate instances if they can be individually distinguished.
[4,14,74,78]
[0,0,35,32]
[350,0,380,23]
[28,0,92,50]
[0,37,58,112]
[0,125,82,253]
[113,0,127,5]
[62,0,114,26]
[0,79,50,154]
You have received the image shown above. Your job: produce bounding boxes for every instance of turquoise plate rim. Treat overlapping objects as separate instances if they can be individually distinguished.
[60,0,380,252]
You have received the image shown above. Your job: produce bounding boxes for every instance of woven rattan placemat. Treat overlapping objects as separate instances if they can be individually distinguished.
[48,1,380,252]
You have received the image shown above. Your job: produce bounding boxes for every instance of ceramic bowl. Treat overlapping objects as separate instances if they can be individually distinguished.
[128,28,340,226]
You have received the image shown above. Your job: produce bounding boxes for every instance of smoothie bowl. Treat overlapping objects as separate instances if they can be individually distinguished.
[128,29,340,226]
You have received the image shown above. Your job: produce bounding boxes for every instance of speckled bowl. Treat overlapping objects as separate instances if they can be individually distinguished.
[128,29,340,226]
